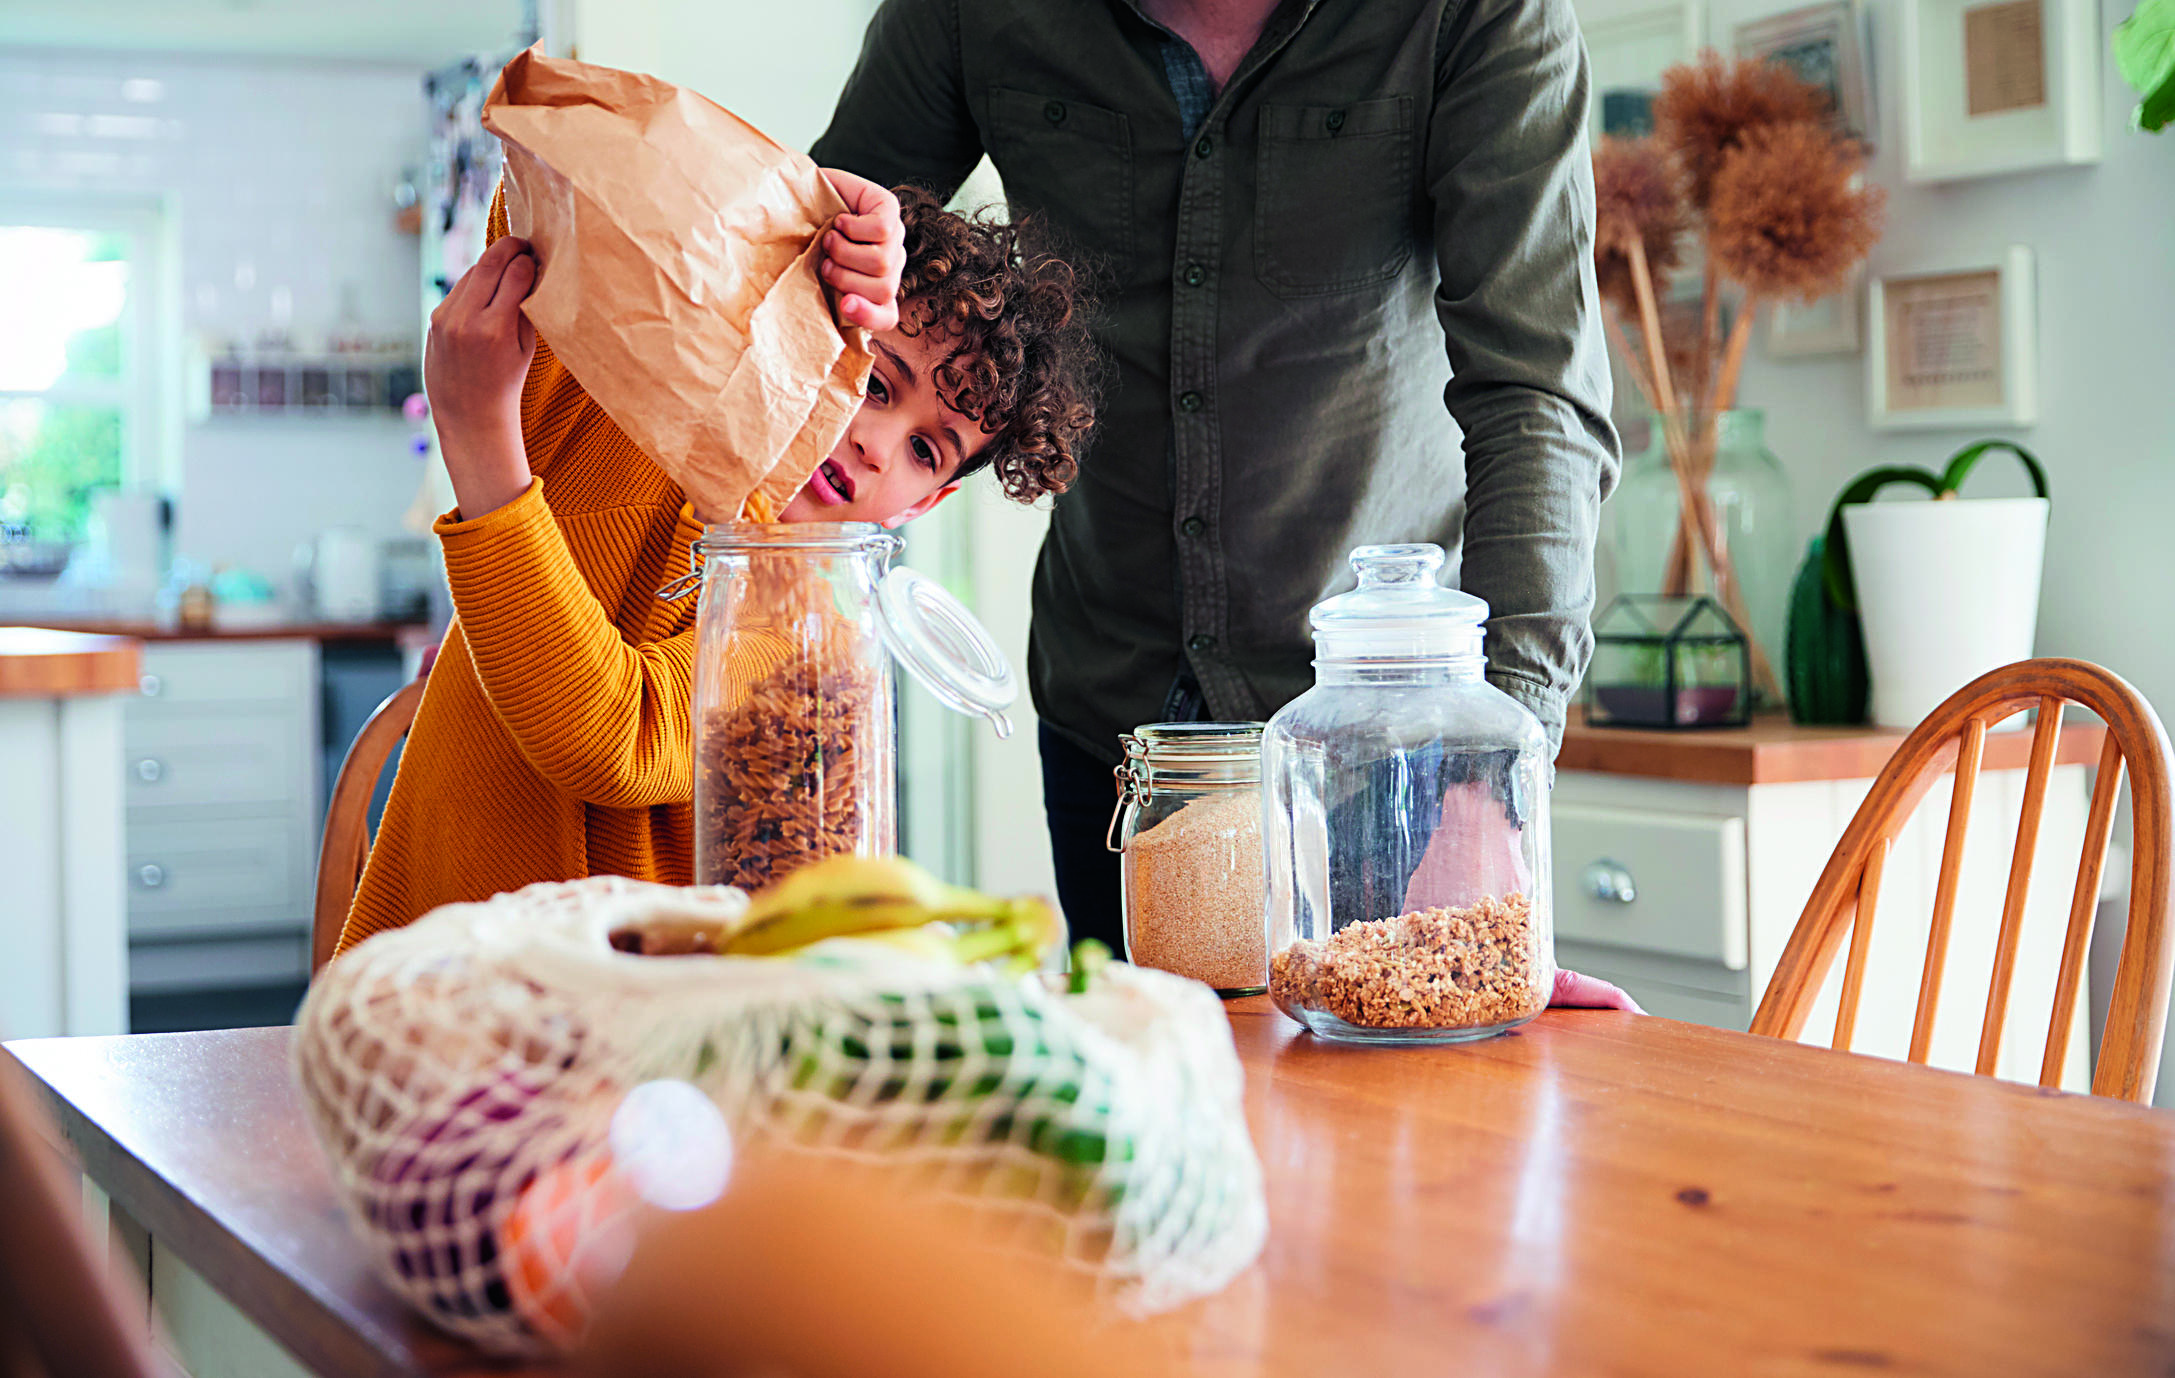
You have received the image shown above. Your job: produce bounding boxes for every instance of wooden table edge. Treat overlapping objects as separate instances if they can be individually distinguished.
[14,1037,434,1378]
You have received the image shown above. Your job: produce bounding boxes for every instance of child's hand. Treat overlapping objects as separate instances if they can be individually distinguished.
[427,236,539,520]
[818,169,905,333]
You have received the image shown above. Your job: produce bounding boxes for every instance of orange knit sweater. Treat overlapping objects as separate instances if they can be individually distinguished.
[336,202,704,956]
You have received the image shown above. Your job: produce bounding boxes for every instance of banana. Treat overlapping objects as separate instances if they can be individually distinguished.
[721,855,1013,959]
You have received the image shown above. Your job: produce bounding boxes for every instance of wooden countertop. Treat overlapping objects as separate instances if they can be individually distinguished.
[1560,710,2109,785]
[15,1002,2175,1376]
[0,626,142,699]
[20,617,432,646]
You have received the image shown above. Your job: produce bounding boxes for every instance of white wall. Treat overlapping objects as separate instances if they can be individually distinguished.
[0,50,431,588]
[572,0,879,152]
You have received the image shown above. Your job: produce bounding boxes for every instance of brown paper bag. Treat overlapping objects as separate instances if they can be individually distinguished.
[481,48,871,521]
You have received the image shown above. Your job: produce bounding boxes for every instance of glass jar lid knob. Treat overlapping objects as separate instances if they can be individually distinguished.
[1308,543,1488,660]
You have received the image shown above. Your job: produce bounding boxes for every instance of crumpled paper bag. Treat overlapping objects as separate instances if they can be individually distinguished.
[481,47,871,521]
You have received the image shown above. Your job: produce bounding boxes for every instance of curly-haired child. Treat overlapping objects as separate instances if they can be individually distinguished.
[335,176,1097,953]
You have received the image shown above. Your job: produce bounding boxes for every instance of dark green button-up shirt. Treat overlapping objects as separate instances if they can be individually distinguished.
[813,0,1620,762]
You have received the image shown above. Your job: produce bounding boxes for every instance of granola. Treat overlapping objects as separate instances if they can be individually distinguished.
[1268,893,1546,1031]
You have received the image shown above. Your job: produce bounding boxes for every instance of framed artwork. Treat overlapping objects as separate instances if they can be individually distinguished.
[1769,268,1862,357]
[1901,0,2100,181]
[1582,0,1707,139]
[1735,2,1877,147]
[1867,246,2037,429]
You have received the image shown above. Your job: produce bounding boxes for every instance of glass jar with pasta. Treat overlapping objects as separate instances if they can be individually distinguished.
[672,522,1015,891]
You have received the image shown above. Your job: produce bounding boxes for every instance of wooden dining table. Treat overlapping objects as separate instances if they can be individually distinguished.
[13,999,2175,1377]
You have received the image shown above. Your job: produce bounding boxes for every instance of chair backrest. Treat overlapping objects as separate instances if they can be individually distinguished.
[312,677,427,976]
[1750,658,2175,1102]
[0,1050,172,1378]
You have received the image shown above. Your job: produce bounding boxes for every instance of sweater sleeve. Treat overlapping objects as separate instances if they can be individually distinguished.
[436,480,695,809]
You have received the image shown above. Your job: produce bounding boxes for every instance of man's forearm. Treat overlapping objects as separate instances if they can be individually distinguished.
[1456,386,1616,750]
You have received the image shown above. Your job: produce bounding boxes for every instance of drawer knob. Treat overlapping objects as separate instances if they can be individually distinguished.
[1583,859,1637,905]
[137,863,167,889]
[135,757,165,784]
[139,673,162,697]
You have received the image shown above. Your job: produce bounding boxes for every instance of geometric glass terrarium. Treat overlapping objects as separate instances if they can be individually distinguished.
[1588,594,1752,729]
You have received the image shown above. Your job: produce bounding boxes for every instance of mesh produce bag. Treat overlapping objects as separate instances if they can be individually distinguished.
[294,877,1267,1357]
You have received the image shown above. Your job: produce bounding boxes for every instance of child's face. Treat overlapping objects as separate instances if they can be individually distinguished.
[779,322,991,528]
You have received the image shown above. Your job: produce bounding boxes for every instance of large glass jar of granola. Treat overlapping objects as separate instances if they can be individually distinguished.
[1263,544,1553,1044]
[677,522,1015,892]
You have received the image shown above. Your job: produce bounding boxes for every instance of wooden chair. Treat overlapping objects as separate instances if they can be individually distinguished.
[1750,659,2174,1102]
[311,677,427,976]
[0,1049,175,1378]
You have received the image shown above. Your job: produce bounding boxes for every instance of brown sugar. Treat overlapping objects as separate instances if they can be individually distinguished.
[1121,789,1267,993]
[1269,893,1545,1031]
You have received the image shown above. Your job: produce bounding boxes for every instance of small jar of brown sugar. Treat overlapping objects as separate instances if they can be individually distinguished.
[1107,722,1268,996]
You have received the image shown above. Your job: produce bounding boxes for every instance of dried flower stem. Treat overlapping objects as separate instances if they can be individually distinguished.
[1604,312,1662,415]
[1625,237,1680,420]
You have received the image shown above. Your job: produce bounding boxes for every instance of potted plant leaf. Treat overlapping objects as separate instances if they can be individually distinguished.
[1804,441,2050,729]
[2116,0,2174,132]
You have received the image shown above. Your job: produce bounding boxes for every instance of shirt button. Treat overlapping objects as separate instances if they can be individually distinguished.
[1177,390,1203,413]
[1182,263,1205,287]
[1045,100,1066,125]
[1326,108,1347,133]
[1194,135,1213,159]
[1188,632,1216,652]
[1181,515,1206,537]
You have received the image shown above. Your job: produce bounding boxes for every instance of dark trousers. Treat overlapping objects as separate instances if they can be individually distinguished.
[1038,722,1125,955]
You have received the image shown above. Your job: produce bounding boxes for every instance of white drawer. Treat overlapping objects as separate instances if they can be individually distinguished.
[133,641,314,710]
[124,815,311,937]
[1551,803,1747,969]
[124,711,309,811]
[129,933,308,994]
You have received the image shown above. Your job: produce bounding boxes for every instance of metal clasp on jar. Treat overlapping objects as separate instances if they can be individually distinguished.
[1103,733,1152,853]
[654,546,705,602]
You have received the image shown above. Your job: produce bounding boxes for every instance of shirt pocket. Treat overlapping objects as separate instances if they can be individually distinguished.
[985,87,1134,284]
[1254,96,1416,298]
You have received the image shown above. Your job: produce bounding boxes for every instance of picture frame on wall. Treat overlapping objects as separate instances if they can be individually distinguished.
[1769,268,1863,357]
[1867,246,2037,429]
[1901,0,2099,181]
[1735,1,1877,147]
[1582,0,1706,139]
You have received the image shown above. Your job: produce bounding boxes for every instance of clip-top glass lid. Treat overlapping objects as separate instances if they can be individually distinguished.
[875,566,1018,738]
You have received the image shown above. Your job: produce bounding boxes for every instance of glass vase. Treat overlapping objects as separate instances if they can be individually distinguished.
[1609,410,1794,708]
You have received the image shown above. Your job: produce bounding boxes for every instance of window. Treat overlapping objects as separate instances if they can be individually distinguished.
[0,213,159,547]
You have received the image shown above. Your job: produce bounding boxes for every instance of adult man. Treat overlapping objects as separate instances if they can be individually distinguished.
[813,0,1620,954]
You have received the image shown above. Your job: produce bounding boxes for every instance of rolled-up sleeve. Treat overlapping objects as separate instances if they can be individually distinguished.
[1427,0,1621,748]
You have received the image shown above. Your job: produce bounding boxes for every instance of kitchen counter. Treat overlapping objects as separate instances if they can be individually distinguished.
[21,616,433,648]
[0,626,142,697]
[1559,709,2106,785]
[1,628,141,1040]
[14,1005,2175,1376]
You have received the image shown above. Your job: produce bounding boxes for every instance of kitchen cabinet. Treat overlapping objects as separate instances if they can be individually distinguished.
[0,629,139,1040]
[125,639,320,998]
[1551,715,2105,1088]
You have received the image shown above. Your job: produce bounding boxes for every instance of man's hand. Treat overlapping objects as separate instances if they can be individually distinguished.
[818,169,905,333]
[426,236,539,521]
[1551,968,1644,1013]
